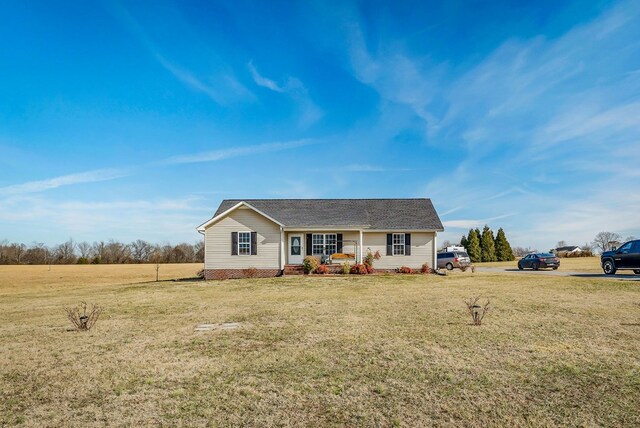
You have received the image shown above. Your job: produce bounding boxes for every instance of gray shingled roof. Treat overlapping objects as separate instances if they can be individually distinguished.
[214,199,444,231]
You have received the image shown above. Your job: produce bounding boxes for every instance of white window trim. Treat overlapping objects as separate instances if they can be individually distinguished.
[238,231,252,256]
[392,233,405,256]
[312,233,337,255]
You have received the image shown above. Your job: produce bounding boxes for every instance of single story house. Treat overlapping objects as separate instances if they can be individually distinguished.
[555,245,582,254]
[196,198,444,279]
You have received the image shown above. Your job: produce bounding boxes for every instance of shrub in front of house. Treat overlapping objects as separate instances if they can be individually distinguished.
[363,250,381,274]
[421,262,431,274]
[316,265,330,274]
[303,256,319,274]
[397,266,413,274]
[350,263,368,275]
[341,262,350,275]
[196,269,205,279]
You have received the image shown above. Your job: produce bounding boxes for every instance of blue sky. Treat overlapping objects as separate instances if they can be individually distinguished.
[1,0,639,249]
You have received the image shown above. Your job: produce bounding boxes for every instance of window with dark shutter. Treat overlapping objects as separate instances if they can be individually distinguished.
[392,233,405,255]
[386,234,393,256]
[238,232,251,255]
[337,233,343,253]
[231,232,238,255]
[405,233,411,256]
[306,234,312,256]
[250,232,257,255]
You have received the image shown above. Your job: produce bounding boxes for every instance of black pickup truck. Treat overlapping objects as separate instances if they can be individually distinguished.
[601,240,640,275]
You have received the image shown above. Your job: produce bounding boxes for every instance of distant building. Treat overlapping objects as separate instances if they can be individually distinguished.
[555,245,582,254]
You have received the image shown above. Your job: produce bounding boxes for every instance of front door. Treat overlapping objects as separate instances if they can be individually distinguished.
[289,234,303,264]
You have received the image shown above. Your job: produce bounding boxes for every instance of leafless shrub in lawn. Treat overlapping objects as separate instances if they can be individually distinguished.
[465,296,490,326]
[243,267,258,278]
[196,269,205,279]
[470,265,476,273]
[65,301,102,331]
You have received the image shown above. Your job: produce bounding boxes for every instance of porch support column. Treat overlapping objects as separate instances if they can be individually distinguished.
[280,227,285,270]
[432,232,437,271]
[359,229,364,263]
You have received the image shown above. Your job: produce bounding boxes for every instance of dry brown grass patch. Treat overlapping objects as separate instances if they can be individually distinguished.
[1,265,639,426]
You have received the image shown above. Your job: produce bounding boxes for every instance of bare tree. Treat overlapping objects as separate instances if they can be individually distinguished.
[104,240,130,264]
[0,240,8,264]
[173,243,196,263]
[23,242,48,264]
[556,240,567,248]
[592,231,622,253]
[581,242,593,252]
[625,236,637,242]
[130,239,153,263]
[54,239,77,264]
[0,238,206,265]
[77,241,92,259]
[512,246,537,257]
[194,240,204,262]
[92,241,107,263]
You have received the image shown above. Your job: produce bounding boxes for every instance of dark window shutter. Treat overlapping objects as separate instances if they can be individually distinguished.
[250,232,257,255]
[231,232,238,255]
[386,234,393,256]
[405,233,411,256]
[306,234,312,256]
[337,233,343,253]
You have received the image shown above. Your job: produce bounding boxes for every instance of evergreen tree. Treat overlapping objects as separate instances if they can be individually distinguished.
[460,235,468,249]
[494,228,515,261]
[480,225,497,262]
[466,229,482,263]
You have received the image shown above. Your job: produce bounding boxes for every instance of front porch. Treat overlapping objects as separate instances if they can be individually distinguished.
[283,230,363,274]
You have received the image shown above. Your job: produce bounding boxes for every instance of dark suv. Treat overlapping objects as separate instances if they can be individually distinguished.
[601,240,640,275]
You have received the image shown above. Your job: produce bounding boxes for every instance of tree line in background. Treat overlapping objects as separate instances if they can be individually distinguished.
[454,226,515,263]
[0,239,204,265]
[445,230,637,263]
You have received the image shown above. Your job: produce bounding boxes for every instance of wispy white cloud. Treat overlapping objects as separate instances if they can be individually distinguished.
[309,163,416,173]
[443,213,516,230]
[247,60,323,127]
[248,61,284,92]
[155,55,237,104]
[108,1,254,105]
[0,195,208,243]
[0,169,128,196]
[162,139,316,165]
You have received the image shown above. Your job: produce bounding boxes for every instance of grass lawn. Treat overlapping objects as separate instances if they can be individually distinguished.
[1,264,639,426]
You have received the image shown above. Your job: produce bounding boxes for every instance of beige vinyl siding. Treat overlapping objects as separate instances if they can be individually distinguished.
[204,207,281,270]
[363,232,434,269]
